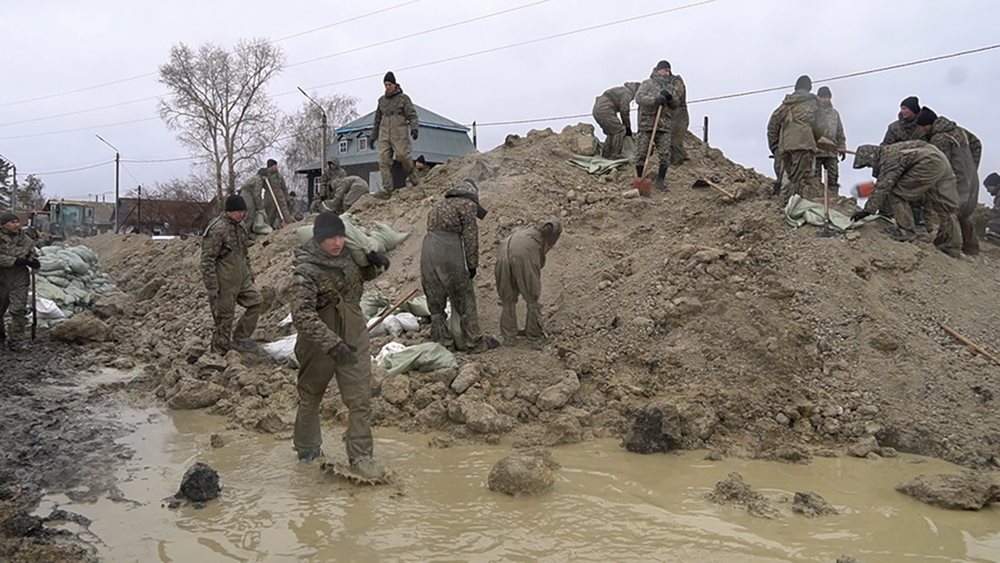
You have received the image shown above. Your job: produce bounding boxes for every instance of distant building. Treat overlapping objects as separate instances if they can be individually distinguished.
[117,197,217,235]
[295,104,475,203]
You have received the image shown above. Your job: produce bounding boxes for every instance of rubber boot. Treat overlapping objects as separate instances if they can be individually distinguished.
[635,164,644,179]
[297,447,324,462]
[350,456,386,480]
[654,163,669,191]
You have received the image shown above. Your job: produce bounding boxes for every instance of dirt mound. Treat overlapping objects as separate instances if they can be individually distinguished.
[86,123,1000,468]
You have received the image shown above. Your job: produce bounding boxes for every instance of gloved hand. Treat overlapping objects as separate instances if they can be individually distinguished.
[27,258,40,270]
[839,151,847,162]
[328,341,358,365]
[367,250,390,270]
[624,124,633,137]
[369,132,378,143]
[411,129,419,141]
[14,257,29,267]
[655,90,673,106]
[468,267,477,279]
[850,210,871,222]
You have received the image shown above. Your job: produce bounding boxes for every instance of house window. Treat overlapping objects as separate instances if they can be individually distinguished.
[339,140,349,154]
[359,137,368,152]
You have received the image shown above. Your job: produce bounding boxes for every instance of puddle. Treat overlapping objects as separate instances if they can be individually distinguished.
[43,406,1000,562]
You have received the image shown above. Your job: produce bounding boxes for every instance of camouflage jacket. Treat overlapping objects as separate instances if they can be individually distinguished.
[861,141,956,213]
[427,185,480,269]
[239,173,265,213]
[319,165,347,198]
[882,115,921,145]
[200,214,253,291]
[965,127,982,168]
[289,239,380,352]
[597,82,639,130]
[815,104,846,157]
[0,228,36,268]
[666,75,687,109]
[372,86,419,139]
[767,90,820,154]
[927,116,979,209]
[635,72,679,132]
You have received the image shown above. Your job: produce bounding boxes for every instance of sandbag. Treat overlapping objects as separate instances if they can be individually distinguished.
[401,296,431,318]
[46,275,71,288]
[369,222,411,251]
[39,256,66,273]
[35,281,65,303]
[361,293,391,319]
[58,251,89,275]
[262,334,297,363]
[252,210,273,235]
[378,342,458,376]
[368,315,403,337]
[396,312,420,332]
[375,342,407,364]
[68,246,99,265]
[32,297,66,320]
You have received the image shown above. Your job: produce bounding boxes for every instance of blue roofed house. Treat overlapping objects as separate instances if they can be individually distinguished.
[295,104,475,204]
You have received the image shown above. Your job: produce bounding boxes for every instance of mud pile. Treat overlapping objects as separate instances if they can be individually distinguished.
[85,124,1000,468]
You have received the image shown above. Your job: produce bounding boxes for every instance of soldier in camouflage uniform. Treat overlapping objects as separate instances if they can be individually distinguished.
[766,75,820,205]
[917,108,982,255]
[814,86,846,191]
[313,176,369,214]
[0,212,40,352]
[288,211,390,478]
[882,96,923,145]
[635,60,680,190]
[984,172,1000,244]
[664,65,689,166]
[850,141,962,258]
[592,81,640,160]
[371,71,420,195]
[495,218,561,340]
[200,195,263,354]
[319,157,347,196]
[238,167,267,231]
[262,159,291,229]
[421,179,491,351]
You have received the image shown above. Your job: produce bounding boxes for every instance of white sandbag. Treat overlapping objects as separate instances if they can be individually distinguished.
[262,334,297,362]
[367,314,403,337]
[375,342,407,364]
[32,297,66,320]
[278,313,293,327]
[395,312,420,332]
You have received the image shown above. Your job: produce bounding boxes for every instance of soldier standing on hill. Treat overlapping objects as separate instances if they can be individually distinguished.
[495,218,561,340]
[0,212,40,352]
[882,96,923,145]
[663,63,689,166]
[592,81,640,160]
[288,211,390,479]
[814,86,846,192]
[200,194,262,354]
[984,172,1000,244]
[766,75,821,205]
[262,159,291,229]
[635,60,679,191]
[371,71,420,195]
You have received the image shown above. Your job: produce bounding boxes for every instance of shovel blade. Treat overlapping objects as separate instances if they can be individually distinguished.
[632,177,653,197]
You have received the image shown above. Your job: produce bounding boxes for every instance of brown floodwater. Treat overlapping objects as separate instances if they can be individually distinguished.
[40,404,1000,562]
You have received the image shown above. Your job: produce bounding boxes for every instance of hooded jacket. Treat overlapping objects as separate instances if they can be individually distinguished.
[766,90,820,154]
[635,71,679,132]
[853,141,959,214]
[372,85,419,140]
[926,116,980,216]
[596,82,640,130]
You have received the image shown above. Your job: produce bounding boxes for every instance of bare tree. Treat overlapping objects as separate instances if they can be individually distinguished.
[282,92,359,193]
[158,38,285,206]
[147,176,216,202]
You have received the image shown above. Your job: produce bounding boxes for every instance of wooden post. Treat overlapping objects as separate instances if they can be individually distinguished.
[702,116,709,144]
[472,121,478,149]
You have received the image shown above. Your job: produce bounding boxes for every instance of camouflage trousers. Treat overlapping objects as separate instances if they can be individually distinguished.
[0,266,29,343]
[378,128,415,193]
[209,275,262,353]
[779,150,816,204]
[670,108,689,165]
[593,98,626,160]
[293,301,373,461]
[495,245,543,339]
[635,127,672,170]
[815,156,840,191]
[420,231,481,350]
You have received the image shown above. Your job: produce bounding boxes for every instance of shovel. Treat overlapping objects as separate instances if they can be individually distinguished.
[816,168,836,238]
[691,178,736,200]
[631,105,663,197]
[816,138,855,156]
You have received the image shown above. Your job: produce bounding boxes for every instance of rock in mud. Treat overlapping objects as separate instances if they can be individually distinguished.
[535,370,580,411]
[450,362,481,394]
[543,414,584,446]
[704,472,780,519]
[836,557,860,563]
[792,491,839,517]
[91,292,133,319]
[50,315,110,343]
[382,375,412,406]
[488,449,560,497]
[177,462,221,503]
[166,377,226,410]
[464,402,515,435]
[209,433,225,448]
[622,401,681,454]
[847,436,880,458]
[895,472,1000,510]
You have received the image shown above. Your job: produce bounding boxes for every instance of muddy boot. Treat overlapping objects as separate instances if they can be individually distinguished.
[635,164,644,179]
[297,447,324,462]
[350,456,386,480]
[231,338,258,353]
[883,226,917,243]
[654,163,669,191]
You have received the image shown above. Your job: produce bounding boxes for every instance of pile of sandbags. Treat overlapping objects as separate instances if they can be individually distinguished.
[33,245,120,321]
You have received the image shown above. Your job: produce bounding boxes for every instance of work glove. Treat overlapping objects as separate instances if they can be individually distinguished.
[411,129,419,141]
[468,267,477,279]
[624,124,633,137]
[13,257,30,267]
[367,251,390,270]
[839,151,847,162]
[27,258,40,270]
[850,210,871,222]
[328,341,358,365]
[655,90,673,106]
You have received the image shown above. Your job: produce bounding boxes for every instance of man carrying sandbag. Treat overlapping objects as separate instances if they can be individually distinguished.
[288,212,390,478]
[0,212,40,352]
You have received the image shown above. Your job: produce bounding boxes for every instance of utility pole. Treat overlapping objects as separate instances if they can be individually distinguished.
[297,87,328,206]
[95,134,121,233]
[137,185,142,235]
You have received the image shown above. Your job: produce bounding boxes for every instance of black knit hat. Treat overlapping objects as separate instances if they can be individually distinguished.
[655,60,671,71]
[817,86,832,98]
[984,172,1000,187]
[794,75,812,92]
[916,107,938,127]
[0,211,17,225]
[313,211,346,242]
[383,71,397,84]
[900,96,920,115]
[415,155,426,164]
[225,194,247,212]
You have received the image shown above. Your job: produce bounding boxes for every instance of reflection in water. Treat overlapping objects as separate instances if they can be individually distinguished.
[53,407,1000,562]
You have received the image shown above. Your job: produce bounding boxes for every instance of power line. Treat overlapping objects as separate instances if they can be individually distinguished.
[0,95,162,128]
[0,116,160,141]
[0,0,424,110]
[22,160,113,176]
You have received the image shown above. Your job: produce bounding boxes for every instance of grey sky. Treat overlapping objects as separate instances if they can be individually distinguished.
[2,0,998,203]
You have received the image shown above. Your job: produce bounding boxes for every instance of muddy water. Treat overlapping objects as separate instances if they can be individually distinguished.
[42,406,1000,563]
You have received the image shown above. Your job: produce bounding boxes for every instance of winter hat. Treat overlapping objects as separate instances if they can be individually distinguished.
[655,60,671,71]
[415,155,426,165]
[0,211,17,225]
[984,172,1000,187]
[817,86,832,98]
[266,159,278,167]
[794,75,812,92]
[313,211,346,242]
[900,96,920,115]
[225,194,247,212]
[916,107,938,126]
[383,71,397,84]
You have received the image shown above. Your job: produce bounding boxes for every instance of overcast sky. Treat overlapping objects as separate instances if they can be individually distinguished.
[2,0,999,203]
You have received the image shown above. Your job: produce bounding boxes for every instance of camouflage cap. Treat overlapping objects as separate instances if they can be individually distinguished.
[852,145,881,169]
